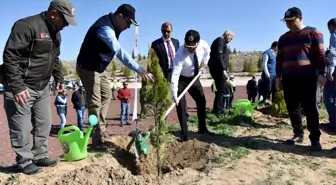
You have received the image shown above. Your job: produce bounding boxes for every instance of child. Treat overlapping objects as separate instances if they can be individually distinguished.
[55,89,67,129]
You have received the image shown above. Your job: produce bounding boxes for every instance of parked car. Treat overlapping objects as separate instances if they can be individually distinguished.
[0,83,3,93]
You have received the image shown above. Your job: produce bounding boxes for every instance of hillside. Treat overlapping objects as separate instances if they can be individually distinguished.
[61,51,262,80]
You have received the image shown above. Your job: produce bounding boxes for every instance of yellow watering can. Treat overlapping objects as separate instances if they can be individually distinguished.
[233,95,263,117]
[58,115,98,161]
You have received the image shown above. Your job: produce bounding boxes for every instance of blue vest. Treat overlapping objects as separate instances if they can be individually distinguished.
[77,13,120,73]
[263,49,276,76]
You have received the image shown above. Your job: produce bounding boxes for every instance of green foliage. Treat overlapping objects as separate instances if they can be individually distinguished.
[74,70,80,80]
[60,62,69,76]
[141,49,171,177]
[131,50,135,59]
[257,55,263,72]
[271,90,288,117]
[243,57,257,75]
[142,55,146,60]
[233,48,238,54]
[228,55,233,72]
[111,60,117,77]
[122,66,132,79]
[137,54,142,60]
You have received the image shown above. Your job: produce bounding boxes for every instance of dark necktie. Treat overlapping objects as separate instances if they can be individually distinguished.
[193,52,199,76]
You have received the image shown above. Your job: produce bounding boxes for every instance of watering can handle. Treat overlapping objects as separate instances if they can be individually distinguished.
[57,126,81,138]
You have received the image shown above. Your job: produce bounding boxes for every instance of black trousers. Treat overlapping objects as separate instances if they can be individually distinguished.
[212,74,227,114]
[282,75,321,142]
[248,93,257,103]
[176,76,207,138]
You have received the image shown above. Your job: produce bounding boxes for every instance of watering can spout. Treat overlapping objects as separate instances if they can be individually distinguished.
[83,115,99,150]
[252,95,264,109]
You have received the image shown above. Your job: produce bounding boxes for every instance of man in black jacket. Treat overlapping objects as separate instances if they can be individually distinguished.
[151,22,180,82]
[208,30,235,115]
[246,76,258,103]
[2,0,76,175]
[71,84,87,131]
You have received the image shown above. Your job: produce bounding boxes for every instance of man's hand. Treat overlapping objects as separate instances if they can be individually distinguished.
[173,96,179,106]
[318,75,326,86]
[265,75,270,81]
[223,70,228,78]
[56,83,64,92]
[276,77,283,90]
[327,71,334,81]
[138,70,154,82]
[14,89,30,104]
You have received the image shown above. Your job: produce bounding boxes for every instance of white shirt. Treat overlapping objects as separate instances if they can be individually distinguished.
[162,37,176,69]
[170,40,211,98]
[262,49,275,77]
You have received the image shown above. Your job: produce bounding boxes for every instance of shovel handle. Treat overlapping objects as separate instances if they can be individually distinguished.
[164,71,203,118]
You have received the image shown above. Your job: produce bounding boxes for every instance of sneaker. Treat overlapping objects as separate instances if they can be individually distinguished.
[310,141,322,151]
[33,158,60,167]
[285,136,304,145]
[126,122,132,125]
[21,163,43,175]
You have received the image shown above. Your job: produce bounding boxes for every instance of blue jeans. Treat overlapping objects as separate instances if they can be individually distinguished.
[323,76,336,127]
[223,94,231,110]
[59,113,66,129]
[120,102,130,125]
[76,106,86,131]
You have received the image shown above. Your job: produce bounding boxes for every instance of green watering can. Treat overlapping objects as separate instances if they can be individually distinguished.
[58,115,98,161]
[233,95,264,117]
[126,119,151,158]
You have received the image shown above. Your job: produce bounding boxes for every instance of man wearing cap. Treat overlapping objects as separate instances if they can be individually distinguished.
[71,84,87,131]
[171,30,215,141]
[208,30,235,115]
[2,0,76,175]
[276,7,326,150]
[76,4,153,150]
[261,41,278,104]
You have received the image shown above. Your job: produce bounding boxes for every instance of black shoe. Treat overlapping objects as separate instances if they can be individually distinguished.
[21,163,43,175]
[310,141,322,151]
[33,158,60,167]
[198,130,216,136]
[285,136,304,145]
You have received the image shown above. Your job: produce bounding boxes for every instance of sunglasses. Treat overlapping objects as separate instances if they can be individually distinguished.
[161,30,171,33]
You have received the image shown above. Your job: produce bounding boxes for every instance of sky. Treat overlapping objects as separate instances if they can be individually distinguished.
[0,0,335,62]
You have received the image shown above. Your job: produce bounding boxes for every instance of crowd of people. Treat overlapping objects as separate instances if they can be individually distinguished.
[0,0,335,176]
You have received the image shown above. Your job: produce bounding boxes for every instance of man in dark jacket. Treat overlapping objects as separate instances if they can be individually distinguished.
[208,30,235,115]
[246,76,258,103]
[151,22,180,82]
[2,0,76,175]
[71,83,87,131]
[76,4,153,151]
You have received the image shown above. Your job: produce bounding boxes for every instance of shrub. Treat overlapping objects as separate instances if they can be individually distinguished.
[243,57,257,75]
[257,55,263,72]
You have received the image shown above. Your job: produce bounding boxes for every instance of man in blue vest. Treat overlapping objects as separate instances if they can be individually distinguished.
[76,4,153,151]
[262,41,278,103]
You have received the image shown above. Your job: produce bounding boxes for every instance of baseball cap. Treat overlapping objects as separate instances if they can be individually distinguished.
[116,4,139,26]
[282,7,302,21]
[49,0,77,26]
[184,30,200,48]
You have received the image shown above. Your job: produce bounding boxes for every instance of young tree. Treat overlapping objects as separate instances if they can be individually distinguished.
[233,48,238,54]
[59,61,68,76]
[131,50,135,59]
[137,54,142,61]
[111,60,117,77]
[141,48,171,177]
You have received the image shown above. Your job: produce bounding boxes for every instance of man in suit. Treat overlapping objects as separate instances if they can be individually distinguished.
[208,30,235,115]
[151,22,180,82]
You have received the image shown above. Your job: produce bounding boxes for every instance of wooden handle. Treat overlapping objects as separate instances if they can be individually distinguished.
[164,71,203,118]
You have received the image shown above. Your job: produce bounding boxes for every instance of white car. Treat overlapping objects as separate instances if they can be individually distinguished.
[0,83,3,92]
